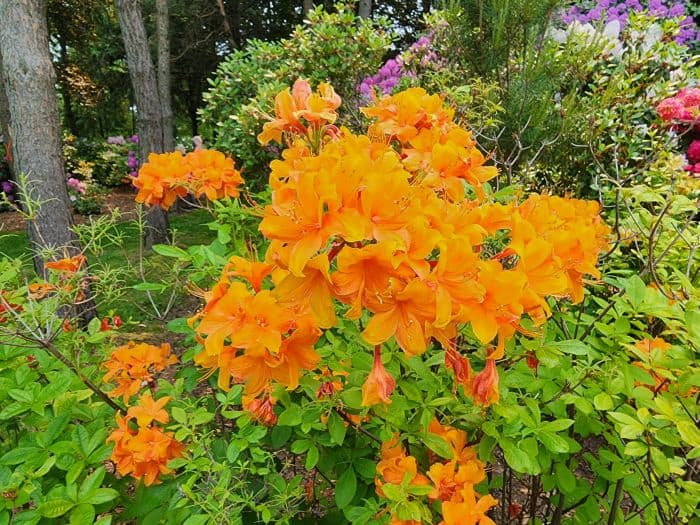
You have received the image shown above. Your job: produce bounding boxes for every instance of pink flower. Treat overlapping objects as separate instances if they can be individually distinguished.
[657,98,684,121]
[678,88,700,108]
[67,177,86,194]
[687,140,700,165]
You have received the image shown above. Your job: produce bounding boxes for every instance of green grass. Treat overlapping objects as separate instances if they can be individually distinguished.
[0,209,216,337]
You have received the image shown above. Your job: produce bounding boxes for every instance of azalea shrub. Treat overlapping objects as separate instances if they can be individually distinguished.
[1,74,699,525]
[199,4,391,182]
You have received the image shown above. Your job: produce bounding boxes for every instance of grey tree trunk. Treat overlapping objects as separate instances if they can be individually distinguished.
[215,0,238,51]
[302,0,314,16]
[156,0,174,152]
[358,0,372,18]
[0,0,95,321]
[0,50,13,178]
[0,1,79,272]
[115,0,170,248]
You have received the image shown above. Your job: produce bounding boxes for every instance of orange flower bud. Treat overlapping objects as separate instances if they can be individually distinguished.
[471,359,499,407]
[445,346,472,390]
[246,393,277,426]
[361,345,396,406]
[100,318,111,331]
[526,351,539,371]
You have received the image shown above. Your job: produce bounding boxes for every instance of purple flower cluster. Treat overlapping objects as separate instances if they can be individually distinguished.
[358,33,442,100]
[126,150,139,177]
[106,135,140,177]
[561,0,699,45]
[1,180,14,203]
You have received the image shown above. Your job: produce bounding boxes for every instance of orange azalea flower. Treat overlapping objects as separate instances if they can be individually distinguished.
[258,79,341,145]
[375,434,431,498]
[361,345,396,406]
[363,87,454,143]
[45,254,87,276]
[440,485,498,525]
[471,359,499,407]
[107,413,184,486]
[184,148,244,201]
[133,151,189,210]
[103,342,177,403]
[224,256,273,292]
[274,254,337,328]
[243,392,278,426]
[27,282,57,300]
[127,392,171,427]
[362,279,435,356]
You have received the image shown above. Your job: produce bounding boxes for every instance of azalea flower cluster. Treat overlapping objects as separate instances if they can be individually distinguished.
[190,82,609,414]
[133,148,244,210]
[103,341,178,403]
[107,392,184,486]
[657,87,700,175]
[376,420,497,525]
[258,78,341,149]
[103,342,182,485]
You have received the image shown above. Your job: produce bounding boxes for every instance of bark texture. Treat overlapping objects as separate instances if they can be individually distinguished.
[302,0,314,16]
[0,50,13,177]
[216,0,238,50]
[115,0,170,248]
[156,0,174,152]
[358,0,372,18]
[0,0,79,273]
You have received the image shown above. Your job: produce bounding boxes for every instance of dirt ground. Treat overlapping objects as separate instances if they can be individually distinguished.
[0,185,139,233]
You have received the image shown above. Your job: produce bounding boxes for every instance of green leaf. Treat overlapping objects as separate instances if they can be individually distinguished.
[170,407,187,424]
[78,467,105,501]
[594,392,614,411]
[291,439,311,454]
[85,489,118,505]
[541,419,574,433]
[538,432,569,454]
[37,499,74,518]
[0,447,40,465]
[555,462,576,494]
[335,468,357,509]
[277,404,302,426]
[501,439,535,474]
[305,445,319,470]
[677,421,700,447]
[624,441,648,457]
[423,434,453,460]
[328,411,347,445]
[69,504,95,525]
[625,275,646,310]
[131,282,167,292]
[552,340,590,355]
[152,244,189,259]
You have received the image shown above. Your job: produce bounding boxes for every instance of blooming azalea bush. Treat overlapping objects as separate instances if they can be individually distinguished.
[1,74,699,525]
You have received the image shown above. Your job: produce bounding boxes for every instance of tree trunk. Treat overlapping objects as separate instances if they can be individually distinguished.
[115,0,170,248]
[216,0,238,51]
[0,1,78,272]
[358,0,372,18]
[302,0,314,16]
[0,0,95,322]
[0,50,14,178]
[155,0,173,152]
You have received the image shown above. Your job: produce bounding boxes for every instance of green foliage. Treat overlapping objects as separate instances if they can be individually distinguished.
[199,4,392,183]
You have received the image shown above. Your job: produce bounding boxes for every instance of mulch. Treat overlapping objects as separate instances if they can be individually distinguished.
[0,185,139,233]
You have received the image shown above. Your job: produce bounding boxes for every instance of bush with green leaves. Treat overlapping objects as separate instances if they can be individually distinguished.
[199,4,391,184]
